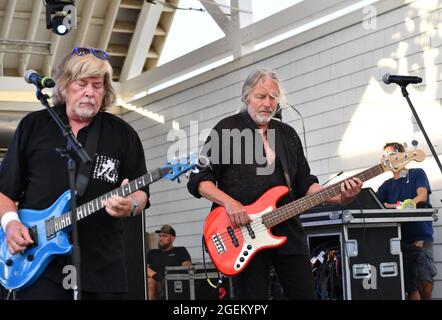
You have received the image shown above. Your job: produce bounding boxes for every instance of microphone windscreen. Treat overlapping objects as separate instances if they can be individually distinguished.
[382,73,391,84]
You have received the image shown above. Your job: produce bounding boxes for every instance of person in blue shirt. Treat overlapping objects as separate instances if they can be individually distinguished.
[377,142,437,300]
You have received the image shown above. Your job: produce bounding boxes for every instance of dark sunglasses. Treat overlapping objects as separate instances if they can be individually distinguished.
[71,47,109,60]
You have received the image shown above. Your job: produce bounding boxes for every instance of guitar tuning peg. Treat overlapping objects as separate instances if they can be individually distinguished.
[411,140,418,149]
[191,167,200,174]
[176,177,181,183]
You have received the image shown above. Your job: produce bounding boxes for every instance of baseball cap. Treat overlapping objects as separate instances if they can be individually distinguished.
[155,224,176,237]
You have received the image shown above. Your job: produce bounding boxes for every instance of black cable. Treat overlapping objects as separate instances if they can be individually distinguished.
[287,104,309,160]
[201,236,223,290]
[146,0,207,13]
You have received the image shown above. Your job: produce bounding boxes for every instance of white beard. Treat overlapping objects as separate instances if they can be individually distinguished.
[254,108,276,125]
[73,104,96,121]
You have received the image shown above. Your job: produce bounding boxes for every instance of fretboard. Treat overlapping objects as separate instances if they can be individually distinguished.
[261,164,384,228]
[53,167,169,232]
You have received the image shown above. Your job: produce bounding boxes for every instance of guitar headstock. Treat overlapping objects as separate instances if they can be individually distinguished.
[380,149,425,173]
[162,153,199,181]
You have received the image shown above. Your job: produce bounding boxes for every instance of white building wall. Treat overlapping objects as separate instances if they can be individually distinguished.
[124,0,442,298]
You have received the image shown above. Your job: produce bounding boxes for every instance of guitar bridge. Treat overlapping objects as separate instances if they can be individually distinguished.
[211,233,226,254]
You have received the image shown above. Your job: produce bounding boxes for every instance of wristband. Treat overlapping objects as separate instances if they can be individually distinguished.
[1,211,20,233]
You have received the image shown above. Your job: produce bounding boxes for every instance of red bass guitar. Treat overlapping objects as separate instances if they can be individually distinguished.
[203,150,425,276]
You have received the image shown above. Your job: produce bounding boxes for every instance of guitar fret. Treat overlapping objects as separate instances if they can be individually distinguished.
[262,164,385,228]
[55,217,61,232]
[78,207,84,220]
[34,160,194,242]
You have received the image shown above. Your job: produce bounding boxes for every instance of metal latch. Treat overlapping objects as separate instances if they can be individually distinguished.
[345,239,358,257]
[352,264,371,279]
[174,280,183,293]
[390,238,401,255]
[380,262,398,277]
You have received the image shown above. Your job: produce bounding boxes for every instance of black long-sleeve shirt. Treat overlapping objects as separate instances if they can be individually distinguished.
[187,110,318,255]
[0,105,149,292]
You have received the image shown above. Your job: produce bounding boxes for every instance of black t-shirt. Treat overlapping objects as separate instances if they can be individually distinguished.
[0,105,149,292]
[147,247,191,280]
[187,110,318,255]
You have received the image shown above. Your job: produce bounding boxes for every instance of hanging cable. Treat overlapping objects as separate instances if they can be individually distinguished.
[201,235,224,289]
[286,104,309,160]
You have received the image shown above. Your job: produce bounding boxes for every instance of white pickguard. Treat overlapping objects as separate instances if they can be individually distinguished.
[233,206,285,271]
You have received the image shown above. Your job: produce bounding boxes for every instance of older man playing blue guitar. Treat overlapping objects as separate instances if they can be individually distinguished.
[0,48,149,300]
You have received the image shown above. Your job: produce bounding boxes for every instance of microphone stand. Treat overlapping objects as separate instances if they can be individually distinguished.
[400,85,442,174]
[322,171,343,186]
[34,85,91,300]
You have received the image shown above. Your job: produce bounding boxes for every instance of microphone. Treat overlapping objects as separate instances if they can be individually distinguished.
[322,171,343,186]
[273,104,282,120]
[24,69,56,88]
[382,73,422,86]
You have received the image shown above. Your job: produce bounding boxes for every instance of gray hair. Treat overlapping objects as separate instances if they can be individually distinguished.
[52,50,116,111]
[240,68,286,109]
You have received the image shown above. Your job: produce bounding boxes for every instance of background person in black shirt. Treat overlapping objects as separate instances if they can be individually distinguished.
[0,47,149,299]
[147,224,191,299]
[187,68,362,300]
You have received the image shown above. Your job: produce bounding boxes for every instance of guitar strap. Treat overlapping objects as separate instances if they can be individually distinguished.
[76,112,102,198]
[274,124,293,196]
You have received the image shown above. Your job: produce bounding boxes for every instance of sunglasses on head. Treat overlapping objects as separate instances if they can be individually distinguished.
[71,47,109,60]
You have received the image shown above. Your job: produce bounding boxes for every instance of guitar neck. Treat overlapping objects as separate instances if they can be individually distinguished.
[55,167,169,231]
[262,164,384,228]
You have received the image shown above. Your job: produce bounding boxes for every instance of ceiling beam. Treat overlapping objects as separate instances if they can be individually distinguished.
[200,1,231,35]
[19,0,44,76]
[98,0,121,50]
[230,0,253,59]
[74,0,97,47]
[43,34,61,76]
[0,0,17,76]
[121,0,381,99]
[119,1,163,81]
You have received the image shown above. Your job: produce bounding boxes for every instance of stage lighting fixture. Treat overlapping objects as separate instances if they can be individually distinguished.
[45,0,77,36]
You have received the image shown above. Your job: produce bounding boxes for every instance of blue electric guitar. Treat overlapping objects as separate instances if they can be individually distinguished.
[0,154,198,291]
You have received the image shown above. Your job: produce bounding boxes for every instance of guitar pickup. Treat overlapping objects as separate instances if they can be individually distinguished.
[28,225,38,249]
[227,226,239,247]
[246,223,255,239]
[45,217,56,240]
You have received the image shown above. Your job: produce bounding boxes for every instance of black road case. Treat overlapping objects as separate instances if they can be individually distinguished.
[165,264,234,300]
[301,208,438,300]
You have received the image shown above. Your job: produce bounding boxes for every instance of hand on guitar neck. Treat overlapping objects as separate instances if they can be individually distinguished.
[198,177,363,229]
[102,178,148,218]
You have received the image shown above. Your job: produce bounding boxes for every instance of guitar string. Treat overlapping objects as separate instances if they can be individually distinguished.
[53,167,173,231]
[207,154,412,252]
[212,169,376,247]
